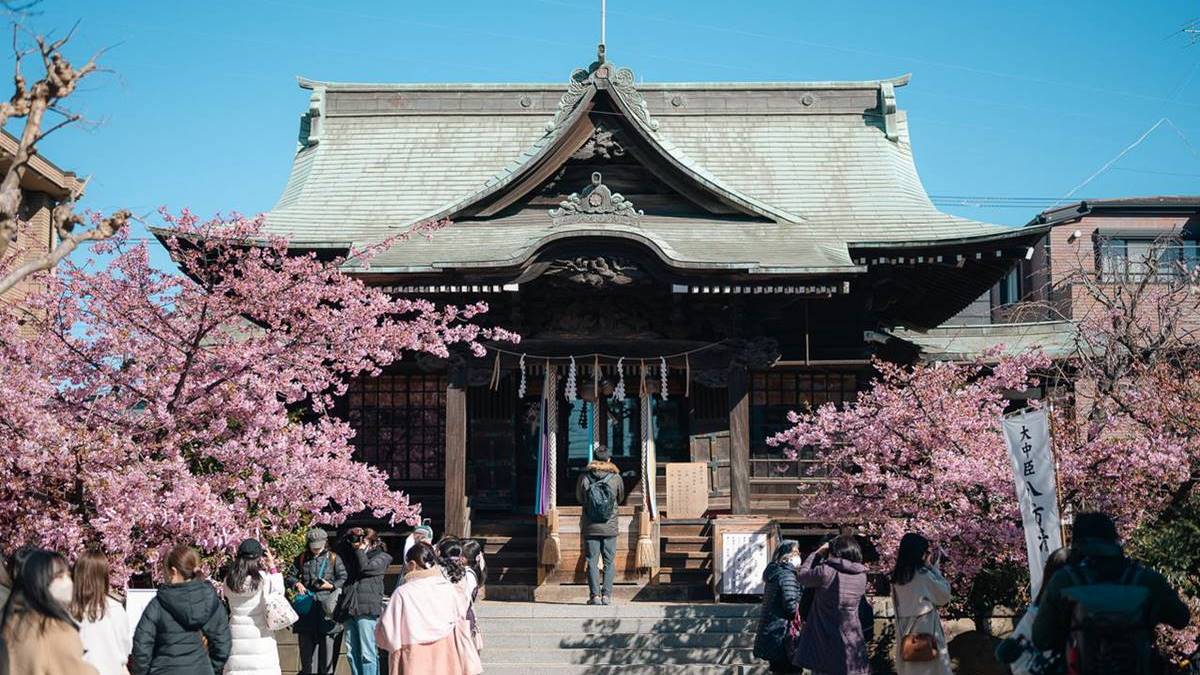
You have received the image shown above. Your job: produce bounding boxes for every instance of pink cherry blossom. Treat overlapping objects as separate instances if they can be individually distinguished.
[0,212,516,584]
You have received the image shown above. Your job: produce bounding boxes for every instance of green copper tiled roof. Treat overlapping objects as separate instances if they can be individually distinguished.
[263,68,1016,274]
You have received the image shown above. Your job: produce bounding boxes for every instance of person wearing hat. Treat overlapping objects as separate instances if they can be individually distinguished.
[287,528,348,675]
[223,539,285,675]
[574,444,625,606]
[401,523,434,569]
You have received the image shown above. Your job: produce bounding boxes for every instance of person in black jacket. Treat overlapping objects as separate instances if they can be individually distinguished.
[336,528,392,675]
[753,540,803,674]
[287,528,348,675]
[130,544,231,675]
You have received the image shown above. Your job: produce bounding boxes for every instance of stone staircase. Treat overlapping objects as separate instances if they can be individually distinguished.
[476,601,770,674]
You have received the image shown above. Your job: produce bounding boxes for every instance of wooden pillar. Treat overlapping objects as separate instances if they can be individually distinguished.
[728,366,751,515]
[444,368,468,538]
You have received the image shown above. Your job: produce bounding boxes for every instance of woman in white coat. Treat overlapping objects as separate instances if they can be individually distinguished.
[223,539,285,675]
[72,550,132,675]
[891,532,953,675]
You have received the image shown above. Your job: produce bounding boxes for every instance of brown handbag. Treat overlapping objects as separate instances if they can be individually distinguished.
[894,590,939,662]
[900,632,938,662]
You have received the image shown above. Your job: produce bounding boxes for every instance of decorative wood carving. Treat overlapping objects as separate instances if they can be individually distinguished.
[603,65,659,132]
[544,256,645,288]
[571,123,626,161]
[549,172,643,226]
[546,62,659,133]
[546,68,591,132]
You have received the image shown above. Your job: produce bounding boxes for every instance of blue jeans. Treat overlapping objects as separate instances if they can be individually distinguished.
[343,616,380,675]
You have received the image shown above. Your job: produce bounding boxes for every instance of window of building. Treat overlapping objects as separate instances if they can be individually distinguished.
[346,373,446,481]
[1097,237,1200,283]
[749,370,862,478]
[999,267,1021,306]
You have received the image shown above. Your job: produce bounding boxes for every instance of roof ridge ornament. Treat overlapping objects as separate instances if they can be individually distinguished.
[879,82,899,142]
[545,59,660,133]
[549,171,643,226]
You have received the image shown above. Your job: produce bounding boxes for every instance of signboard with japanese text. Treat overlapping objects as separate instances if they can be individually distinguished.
[1002,408,1064,597]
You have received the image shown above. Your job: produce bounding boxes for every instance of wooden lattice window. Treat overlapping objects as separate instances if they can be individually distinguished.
[750,370,861,458]
[347,374,446,481]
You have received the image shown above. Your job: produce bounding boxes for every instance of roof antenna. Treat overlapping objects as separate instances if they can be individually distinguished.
[597,0,606,64]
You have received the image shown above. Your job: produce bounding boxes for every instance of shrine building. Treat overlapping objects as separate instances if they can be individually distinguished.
[257,48,1046,598]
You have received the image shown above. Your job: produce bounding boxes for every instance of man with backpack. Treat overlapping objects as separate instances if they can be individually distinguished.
[1032,511,1190,675]
[575,445,624,606]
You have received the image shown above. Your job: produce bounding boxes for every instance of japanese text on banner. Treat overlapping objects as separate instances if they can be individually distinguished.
[1001,408,1064,597]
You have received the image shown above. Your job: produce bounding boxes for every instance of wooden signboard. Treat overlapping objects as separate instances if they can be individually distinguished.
[711,515,777,602]
[665,462,709,519]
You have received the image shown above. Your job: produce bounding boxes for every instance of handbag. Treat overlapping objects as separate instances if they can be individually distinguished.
[784,600,804,660]
[266,589,300,631]
[454,618,484,675]
[291,554,330,617]
[894,589,939,663]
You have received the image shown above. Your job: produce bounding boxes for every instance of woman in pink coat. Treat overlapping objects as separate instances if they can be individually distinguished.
[375,541,474,674]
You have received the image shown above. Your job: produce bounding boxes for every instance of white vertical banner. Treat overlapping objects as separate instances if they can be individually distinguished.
[1002,408,1064,597]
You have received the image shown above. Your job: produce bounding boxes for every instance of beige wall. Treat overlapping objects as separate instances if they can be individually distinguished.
[1,190,53,309]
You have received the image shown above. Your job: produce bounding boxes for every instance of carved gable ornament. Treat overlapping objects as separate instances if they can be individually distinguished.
[546,61,659,133]
[549,172,643,226]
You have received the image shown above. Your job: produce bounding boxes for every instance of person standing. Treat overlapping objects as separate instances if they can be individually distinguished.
[1032,512,1190,674]
[995,546,1071,675]
[574,444,624,606]
[223,539,285,675]
[130,544,231,675]
[890,533,952,675]
[2,549,100,675]
[72,550,132,675]
[338,528,392,675]
[460,539,486,650]
[375,542,475,675]
[753,540,804,674]
[287,528,348,675]
[791,535,870,675]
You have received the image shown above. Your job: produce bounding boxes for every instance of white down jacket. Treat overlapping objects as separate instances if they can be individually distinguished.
[223,572,285,675]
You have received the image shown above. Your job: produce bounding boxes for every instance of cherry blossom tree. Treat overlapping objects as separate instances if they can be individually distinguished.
[770,351,1051,591]
[0,212,515,583]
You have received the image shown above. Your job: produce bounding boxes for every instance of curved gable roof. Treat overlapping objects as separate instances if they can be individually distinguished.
[263,59,1014,274]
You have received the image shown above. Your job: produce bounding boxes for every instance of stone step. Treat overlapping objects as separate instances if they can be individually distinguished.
[475,601,759,619]
[478,666,769,675]
[480,616,757,635]
[480,647,757,666]
[486,631,755,649]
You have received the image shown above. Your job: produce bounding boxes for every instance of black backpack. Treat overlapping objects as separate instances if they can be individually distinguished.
[583,473,616,524]
[1060,563,1153,675]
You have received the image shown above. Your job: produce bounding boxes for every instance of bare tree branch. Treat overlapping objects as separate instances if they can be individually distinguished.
[0,15,124,293]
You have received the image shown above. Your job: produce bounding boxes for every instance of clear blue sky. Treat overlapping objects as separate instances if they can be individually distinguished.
[14,1,1200,268]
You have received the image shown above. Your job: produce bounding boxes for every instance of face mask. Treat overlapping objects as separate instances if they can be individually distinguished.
[309,542,325,553]
[789,555,804,569]
[49,576,74,607]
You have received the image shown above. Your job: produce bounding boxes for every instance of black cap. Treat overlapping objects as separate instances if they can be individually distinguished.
[237,539,264,560]
[593,445,612,462]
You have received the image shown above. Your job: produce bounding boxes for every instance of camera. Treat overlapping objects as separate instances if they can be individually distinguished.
[346,532,364,545]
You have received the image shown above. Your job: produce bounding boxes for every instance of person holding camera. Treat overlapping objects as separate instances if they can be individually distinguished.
[890,533,952,675]
[287,528,348,675]
[337,528,393,675]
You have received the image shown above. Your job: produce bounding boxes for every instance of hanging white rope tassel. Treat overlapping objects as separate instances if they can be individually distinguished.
[613,357,626,402]
[542,364,561,566]
[635,365,657,571]
[517,353,527,399]
[660,356,669,401]
[565,355,577,402]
